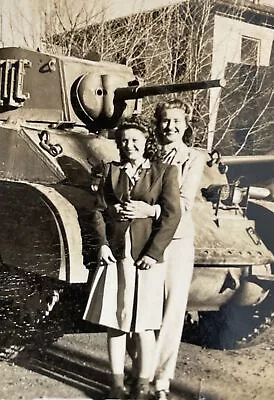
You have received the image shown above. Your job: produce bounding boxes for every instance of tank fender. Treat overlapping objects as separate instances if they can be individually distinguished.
[29,183,89,283]
[0,181,89,283]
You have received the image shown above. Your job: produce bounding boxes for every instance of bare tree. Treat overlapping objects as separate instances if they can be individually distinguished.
[215,62,273,155]
[44,0,274,155]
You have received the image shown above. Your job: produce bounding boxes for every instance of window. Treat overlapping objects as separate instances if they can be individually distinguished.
[241,36,260,65]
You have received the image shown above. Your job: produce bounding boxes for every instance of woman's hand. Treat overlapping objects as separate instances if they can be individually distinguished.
[108,201,156,221]
[119,200,156,220]
[98,245,116,266]
[124,201,156,219]
[135,255,157,270]
[107,204,126,221]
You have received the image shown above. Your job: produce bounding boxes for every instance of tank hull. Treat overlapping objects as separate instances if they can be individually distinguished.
[0,121,273,313]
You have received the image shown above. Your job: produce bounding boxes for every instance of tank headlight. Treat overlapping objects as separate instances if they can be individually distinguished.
[219,184,231,201]
[203,184,248,206]
[218,184,243,205]
[202,184,229,203]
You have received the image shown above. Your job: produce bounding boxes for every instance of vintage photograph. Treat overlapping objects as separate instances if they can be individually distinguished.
[0,0,273,399]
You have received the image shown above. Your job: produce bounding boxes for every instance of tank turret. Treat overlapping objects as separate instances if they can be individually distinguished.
[0,47,225,130]
[0,47,224,184]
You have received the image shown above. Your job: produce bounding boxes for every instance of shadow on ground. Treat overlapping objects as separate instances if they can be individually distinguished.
[15,342,111,399]
[13,340,219,400]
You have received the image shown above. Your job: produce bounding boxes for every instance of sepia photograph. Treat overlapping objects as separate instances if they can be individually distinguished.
[0,0,273,399]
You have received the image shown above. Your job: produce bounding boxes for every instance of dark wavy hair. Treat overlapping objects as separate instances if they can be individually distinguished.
[115,116,152,162]
[145,99,194,162]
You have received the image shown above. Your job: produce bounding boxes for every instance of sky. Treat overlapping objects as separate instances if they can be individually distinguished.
[102,0,182,19]
[52,0,274,31]
[56,0,274,21]
[54,0,182,25]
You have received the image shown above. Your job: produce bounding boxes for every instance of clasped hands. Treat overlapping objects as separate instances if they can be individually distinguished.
[109,200,156,221]
[98,245,156,270]
[97,201,157,270]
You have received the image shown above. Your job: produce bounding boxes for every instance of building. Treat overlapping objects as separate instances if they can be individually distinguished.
[209,1,274,153]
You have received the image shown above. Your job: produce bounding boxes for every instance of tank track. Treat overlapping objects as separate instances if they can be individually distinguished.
[0,263,64,361]
[236,290,274,348]
[183,289,274,350]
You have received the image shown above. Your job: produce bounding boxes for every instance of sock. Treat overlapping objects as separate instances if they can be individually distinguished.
[155,378,170,392]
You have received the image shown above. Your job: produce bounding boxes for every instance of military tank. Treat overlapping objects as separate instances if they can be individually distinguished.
[0,46,273,357]
[183,151,274,349]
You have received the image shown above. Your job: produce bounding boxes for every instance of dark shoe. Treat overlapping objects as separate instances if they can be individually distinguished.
[132,384,151,400]
[124,373,138,395]
[154,390,169,400]
[108,385,128,399]
[124,372,138,387]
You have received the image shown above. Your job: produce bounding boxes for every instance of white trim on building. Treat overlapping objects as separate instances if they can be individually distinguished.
[207,14,274,150]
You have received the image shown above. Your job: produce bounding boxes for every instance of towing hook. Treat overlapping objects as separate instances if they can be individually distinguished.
[39,58,56,73]
[218,162,228,174]
[207,149,221,167]
[38,130,63,157]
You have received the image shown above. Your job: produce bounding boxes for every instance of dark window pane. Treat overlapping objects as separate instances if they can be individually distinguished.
[241,36,260,65]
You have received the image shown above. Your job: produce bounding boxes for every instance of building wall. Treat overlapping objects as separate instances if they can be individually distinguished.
[257,0,274,6]
[208,14,274,150]
[213,14,274,72]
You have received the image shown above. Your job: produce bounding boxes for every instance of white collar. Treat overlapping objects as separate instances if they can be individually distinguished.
[121,159,151,171]
[164,143,190,164]
[121,159,151,183]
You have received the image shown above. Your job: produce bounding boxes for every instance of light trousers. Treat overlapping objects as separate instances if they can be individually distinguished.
[152,237,194,391]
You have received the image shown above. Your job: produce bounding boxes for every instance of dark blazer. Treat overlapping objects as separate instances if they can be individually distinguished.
[92,160,181,263]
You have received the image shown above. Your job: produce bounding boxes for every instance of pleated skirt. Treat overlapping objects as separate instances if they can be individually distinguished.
[83,251,166,333]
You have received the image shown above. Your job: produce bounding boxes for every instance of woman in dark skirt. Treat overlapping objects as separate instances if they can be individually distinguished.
[83,118,181,400]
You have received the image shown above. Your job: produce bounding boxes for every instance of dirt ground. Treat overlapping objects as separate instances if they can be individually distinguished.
[0,321,274,400]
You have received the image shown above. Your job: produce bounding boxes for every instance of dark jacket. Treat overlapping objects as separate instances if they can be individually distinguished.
[92,160,181,263]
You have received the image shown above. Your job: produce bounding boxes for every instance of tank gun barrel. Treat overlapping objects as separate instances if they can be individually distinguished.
[115,78,226,101]
[223,155,274,165]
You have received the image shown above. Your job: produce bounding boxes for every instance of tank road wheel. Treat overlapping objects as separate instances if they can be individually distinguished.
[197,307,256,350]
[0,263,63,361]
[196,293,274,350]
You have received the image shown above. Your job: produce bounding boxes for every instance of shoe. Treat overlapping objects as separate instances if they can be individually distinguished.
[132,384,151,400]
[108,385,128,399]
[154,390,169,399]
[124,372,138,390]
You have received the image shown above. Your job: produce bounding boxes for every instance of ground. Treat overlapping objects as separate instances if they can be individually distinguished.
[1,322,274,400]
